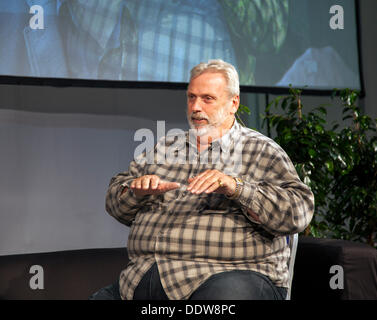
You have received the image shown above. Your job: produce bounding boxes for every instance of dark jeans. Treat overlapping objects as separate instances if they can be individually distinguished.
[89,263,287,300]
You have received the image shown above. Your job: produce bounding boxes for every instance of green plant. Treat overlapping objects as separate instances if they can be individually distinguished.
[262,87,377,247]
[236,103,251,127]
[328,90,377,246]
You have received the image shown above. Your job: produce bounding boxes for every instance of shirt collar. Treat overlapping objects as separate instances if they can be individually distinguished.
[212,119,240,149]
[185,119,241,151]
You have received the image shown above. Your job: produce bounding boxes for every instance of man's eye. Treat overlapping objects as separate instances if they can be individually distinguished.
[204,96,213,101]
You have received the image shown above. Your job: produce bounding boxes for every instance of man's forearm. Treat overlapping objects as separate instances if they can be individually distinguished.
[105,176,145,226]
[237,179,314,235]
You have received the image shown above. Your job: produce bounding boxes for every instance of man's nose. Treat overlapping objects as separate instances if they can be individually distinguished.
[191,101,203,112]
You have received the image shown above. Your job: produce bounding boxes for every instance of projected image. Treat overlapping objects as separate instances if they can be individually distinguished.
[0,0,360,90]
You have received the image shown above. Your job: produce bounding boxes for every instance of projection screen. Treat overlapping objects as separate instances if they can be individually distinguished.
[0,0,361,92]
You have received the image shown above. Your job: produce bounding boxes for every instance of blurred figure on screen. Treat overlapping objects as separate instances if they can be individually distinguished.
[0,0,236,81]
[0,0,288,84]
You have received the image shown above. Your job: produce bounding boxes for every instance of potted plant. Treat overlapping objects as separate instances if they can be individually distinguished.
[251,88,377,247]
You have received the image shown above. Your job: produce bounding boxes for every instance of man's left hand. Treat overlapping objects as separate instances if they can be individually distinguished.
[187,169,236,197]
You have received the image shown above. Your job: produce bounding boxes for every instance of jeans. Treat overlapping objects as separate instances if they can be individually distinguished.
[89,263,287,300]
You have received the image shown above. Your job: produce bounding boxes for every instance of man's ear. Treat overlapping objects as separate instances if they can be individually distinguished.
[230,95,240,115]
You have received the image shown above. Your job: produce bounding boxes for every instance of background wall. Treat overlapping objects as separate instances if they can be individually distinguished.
[0,0,375,255]
[0,88,188,255]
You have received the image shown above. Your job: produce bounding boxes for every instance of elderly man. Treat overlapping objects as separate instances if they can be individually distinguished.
[99,59,314,300]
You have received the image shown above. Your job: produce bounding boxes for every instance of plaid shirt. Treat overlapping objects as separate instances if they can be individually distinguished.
[106,121,314,300]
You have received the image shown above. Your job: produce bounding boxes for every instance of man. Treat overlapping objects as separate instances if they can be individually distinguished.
[101,59,314,300]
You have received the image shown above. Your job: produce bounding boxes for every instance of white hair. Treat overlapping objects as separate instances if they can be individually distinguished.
[189,59,240,97]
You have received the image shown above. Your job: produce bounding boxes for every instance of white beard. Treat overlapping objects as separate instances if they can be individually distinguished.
[187,104,228,138]
[189,123,214,137]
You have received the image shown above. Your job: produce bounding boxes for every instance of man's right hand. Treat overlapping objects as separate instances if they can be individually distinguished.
[129,175,180,197]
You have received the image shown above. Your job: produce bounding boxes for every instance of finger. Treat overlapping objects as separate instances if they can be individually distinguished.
[150,175,160,189]
[161,181,181,191]
[190,171,217,193]
[187,170,210,190]
[141,177,151,190]
[204,180,222,194]
[158,181,180,190]
[194,173,220,194]
[134,178,142,189]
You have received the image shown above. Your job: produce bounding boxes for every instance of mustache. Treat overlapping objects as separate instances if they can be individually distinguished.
[189,112,209,121]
